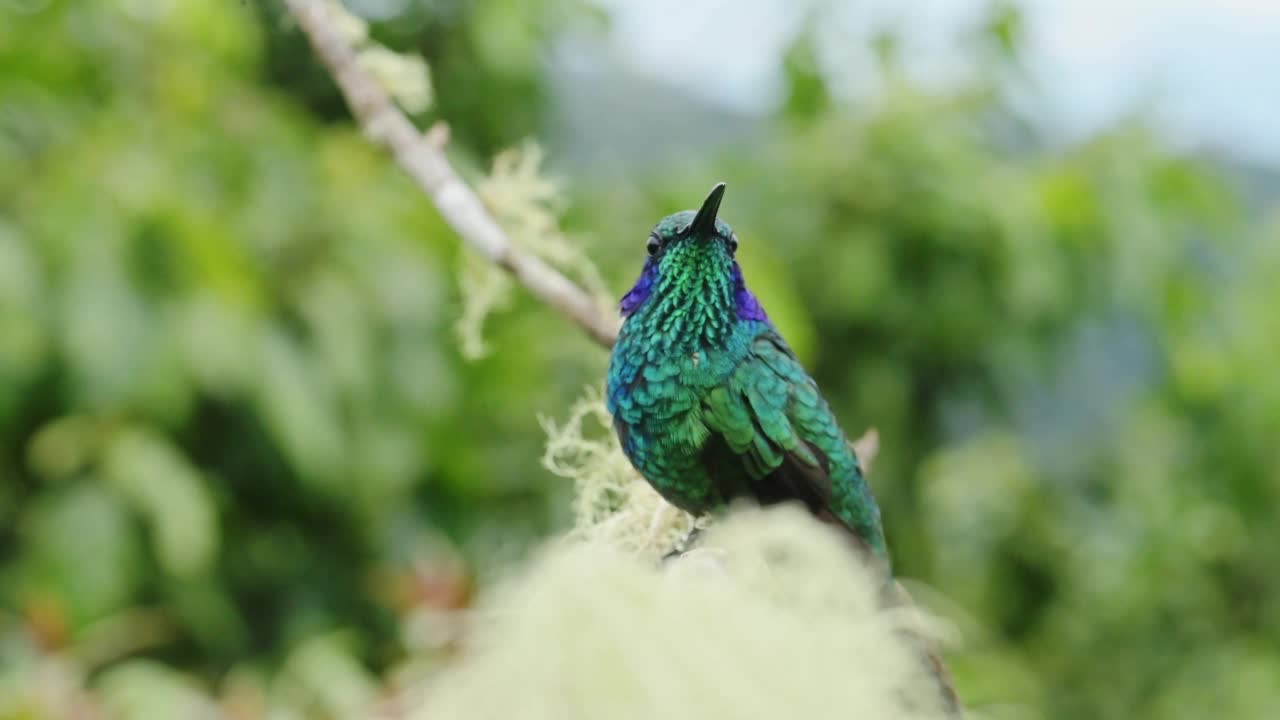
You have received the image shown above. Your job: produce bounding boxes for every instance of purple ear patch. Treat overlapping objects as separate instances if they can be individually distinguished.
[620,260,658,316]
[732,263,769,322]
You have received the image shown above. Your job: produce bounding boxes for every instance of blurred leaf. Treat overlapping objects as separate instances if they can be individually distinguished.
[103,429,219,578]
[0,223,48,414]
[95,660,220,720]
[17,483,142,625]
[780,30,831,123]
[280,632,379,719]
[256,329,347,492]
[27,415,104,482]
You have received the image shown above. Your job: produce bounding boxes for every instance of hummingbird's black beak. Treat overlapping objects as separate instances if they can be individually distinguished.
[689,182,726,237]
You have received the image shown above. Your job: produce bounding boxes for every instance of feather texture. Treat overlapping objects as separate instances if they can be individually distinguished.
[606,199,889,566]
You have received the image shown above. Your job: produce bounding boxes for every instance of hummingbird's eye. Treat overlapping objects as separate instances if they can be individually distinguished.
[646,234,661,256]
[728,234,739,253]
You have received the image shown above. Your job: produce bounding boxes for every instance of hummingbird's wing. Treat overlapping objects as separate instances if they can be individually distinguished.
[699,330,887,559]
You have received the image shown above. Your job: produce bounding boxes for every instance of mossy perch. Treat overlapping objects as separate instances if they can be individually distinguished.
[416,506,957,720]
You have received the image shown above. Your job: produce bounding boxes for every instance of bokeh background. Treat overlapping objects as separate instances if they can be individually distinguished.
[3,0,1279,718]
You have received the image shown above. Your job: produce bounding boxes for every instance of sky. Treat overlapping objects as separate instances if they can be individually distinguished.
[598,0,1280,167]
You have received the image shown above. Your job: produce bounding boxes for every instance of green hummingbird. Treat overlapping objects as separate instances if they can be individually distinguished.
[606,183,888,567]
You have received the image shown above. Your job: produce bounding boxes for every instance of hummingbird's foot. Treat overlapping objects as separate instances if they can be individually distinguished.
[680,526,705,551]
[659,527,706,564]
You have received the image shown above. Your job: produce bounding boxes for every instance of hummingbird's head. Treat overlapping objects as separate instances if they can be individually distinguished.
[620,183,767,328]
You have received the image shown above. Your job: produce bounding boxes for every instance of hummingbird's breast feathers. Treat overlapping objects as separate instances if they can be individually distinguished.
[605,183,887,566]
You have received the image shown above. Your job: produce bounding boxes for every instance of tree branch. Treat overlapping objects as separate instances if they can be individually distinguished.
[282,0,620,349]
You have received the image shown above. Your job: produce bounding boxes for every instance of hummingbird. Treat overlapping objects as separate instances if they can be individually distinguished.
[606,183,889,568]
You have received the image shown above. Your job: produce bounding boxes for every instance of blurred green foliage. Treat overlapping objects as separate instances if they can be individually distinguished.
[0,0,597,712]
[2,1,1279,719]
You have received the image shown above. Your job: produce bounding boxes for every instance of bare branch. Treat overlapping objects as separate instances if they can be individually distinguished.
[282,0,620,348]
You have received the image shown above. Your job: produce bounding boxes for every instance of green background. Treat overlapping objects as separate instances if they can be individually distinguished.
[2,1,1278,718]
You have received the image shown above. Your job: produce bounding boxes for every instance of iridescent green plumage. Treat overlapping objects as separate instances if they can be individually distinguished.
[606,184,889,565]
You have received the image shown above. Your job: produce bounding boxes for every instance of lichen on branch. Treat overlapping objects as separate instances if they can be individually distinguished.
[459,143,612,357]
[414,506,955,720]
[540,387,704,560]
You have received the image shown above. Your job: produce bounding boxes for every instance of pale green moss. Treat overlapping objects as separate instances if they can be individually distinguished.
[459,143,611,358]
[416,505,952,720]
[540,387,706,561]
[420,392,955,719]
